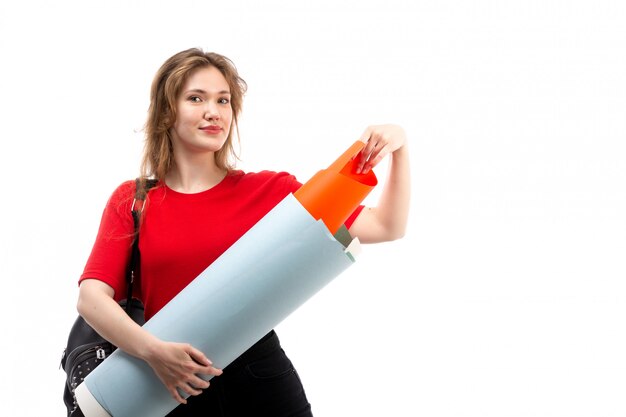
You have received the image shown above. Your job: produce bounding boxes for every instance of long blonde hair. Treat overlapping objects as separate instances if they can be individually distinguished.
[141,48,248,180]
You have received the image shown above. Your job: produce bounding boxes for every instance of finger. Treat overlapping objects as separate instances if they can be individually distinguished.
[191,375,211,390]
[362,144,390,173]
[360,143,389,173]
[358,140,383,174]
[170,387,187,404]
[356,126,379,167]
[192,358,223,376]
[197,365,223,377]
[374,142,391,162]
[209,366,223,376]
[356,137,379,174]
[181,382,204,397]
[187,346,212,366]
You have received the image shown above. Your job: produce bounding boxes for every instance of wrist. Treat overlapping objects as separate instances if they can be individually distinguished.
[135,332,163,362]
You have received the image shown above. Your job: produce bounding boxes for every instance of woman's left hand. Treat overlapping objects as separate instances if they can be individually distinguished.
[356,124,407,174]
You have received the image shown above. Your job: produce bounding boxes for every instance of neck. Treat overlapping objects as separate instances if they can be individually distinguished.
[165,153,228,194]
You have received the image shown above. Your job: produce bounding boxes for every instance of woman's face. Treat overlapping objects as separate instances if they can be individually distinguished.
[170,66,233,157]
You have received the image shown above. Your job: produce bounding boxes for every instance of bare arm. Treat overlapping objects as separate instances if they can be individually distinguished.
[348,124,411,243]
[77,279,222,404]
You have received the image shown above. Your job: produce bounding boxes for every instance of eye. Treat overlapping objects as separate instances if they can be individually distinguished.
[218,97,230,105]
[188,96,202,103]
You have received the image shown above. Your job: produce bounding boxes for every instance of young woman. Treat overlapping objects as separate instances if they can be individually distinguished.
[77,48,410,416]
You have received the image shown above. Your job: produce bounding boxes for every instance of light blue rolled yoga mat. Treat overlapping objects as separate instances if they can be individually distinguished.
[76,194,361,417]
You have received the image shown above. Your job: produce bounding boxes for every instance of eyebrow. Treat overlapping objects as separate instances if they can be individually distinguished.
[185,88,231,95]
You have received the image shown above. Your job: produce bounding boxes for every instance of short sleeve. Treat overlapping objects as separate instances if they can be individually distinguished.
[344,204,365,229]
[79,180,136,299]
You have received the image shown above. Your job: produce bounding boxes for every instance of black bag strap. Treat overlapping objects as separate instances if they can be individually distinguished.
[124,178,158,314]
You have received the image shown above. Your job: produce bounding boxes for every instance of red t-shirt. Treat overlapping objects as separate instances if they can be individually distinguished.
[80,170,364,320]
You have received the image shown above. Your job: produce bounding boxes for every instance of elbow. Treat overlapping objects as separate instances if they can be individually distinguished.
[382,217,408,241]
[376,209,409,242]
[76,290,88,318]
[386,227,407,242]
[76,279,116,319]
[362,223,408,244]
[369,224,406,243]
[76,279,103,318]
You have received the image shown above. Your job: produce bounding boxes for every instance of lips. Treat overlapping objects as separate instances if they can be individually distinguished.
[200,126,222,134]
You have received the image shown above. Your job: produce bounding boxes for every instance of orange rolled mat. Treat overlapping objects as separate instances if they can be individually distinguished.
[294,141,378,235]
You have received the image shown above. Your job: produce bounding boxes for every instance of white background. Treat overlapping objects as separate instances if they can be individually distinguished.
[1,1,625,416]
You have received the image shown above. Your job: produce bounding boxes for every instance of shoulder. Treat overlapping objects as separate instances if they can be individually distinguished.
[112,179,136,195]
[109,179,136,200]
[104,179,137,214]
[228,170,302,192]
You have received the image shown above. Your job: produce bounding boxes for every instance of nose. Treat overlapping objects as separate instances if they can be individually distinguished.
[203,102,220,121]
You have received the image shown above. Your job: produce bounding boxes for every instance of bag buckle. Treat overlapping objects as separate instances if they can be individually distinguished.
[130,198,145,214]
[96,347,106,360]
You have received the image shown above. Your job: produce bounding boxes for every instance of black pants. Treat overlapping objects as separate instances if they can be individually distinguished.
[166,330,313,417]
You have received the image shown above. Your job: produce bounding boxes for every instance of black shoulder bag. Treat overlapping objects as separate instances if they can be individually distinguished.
[60,178,157,417]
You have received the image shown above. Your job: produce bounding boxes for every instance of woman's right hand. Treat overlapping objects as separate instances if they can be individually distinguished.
[144,340,223,404]
[78,280,222,404]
